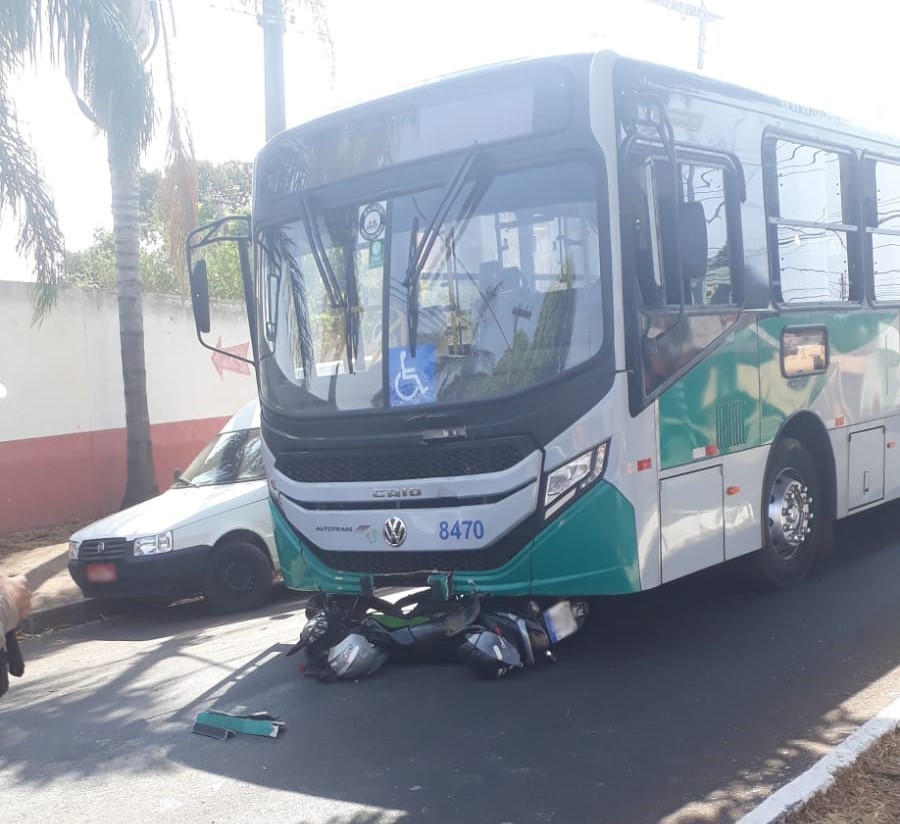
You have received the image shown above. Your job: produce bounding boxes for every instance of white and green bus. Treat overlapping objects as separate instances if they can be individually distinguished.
[187,50,900,601]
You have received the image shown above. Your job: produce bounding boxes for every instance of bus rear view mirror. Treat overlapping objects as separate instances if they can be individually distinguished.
[190,259,211,334]
[185,215,256,369]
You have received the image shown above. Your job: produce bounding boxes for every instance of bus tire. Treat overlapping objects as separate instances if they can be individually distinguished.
[203,540,273,613]
[755,437,822,588]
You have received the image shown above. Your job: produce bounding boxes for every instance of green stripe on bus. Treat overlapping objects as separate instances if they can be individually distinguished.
[659,311,900,470]
[527,480,641,595]
[270,480,641,597]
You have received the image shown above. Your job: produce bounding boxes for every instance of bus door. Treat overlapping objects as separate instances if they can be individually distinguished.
[621,136,758,581]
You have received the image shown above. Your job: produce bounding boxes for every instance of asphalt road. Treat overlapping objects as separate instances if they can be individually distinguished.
[6,504,900,824]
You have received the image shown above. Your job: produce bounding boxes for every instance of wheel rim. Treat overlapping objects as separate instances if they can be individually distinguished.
[222,561,254,595]
[767,467,814,561]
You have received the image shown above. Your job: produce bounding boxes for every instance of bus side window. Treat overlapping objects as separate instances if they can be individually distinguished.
[633,157,736,311]
[628,153,742,396]
[768,139,857,304]
[671,163,734,308]
[629,158,664,307]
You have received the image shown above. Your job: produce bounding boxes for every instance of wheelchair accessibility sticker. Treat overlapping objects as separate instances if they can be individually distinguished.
[389,345,435,406]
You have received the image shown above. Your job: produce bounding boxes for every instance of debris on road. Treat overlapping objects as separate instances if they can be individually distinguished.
[193,707,285,739]
[285,591,589,682]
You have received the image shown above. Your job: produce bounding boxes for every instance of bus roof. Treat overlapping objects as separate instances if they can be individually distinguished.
[260,49,899,155]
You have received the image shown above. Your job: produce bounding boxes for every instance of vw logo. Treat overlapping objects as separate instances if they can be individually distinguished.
[383,517,407,548]
[97,541,105,554]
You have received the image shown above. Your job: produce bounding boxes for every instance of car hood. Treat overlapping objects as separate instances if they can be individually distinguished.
[71,481,268,541]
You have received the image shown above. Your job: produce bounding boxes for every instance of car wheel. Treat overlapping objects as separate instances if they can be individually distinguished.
[203,540,273,613]
[755,437,824,588]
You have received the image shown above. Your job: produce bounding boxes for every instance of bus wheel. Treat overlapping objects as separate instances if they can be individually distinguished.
[203,540,274,613]
[756,437,822,588]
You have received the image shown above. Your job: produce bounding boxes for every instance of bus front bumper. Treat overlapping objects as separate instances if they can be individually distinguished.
[270,480,642,598]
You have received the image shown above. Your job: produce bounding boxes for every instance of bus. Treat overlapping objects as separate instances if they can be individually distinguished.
[186,50,900,605]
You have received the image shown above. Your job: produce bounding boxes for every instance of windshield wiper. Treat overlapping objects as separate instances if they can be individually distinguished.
[172,477,196,488]
[299,192,357,373]
[404,144,480,356]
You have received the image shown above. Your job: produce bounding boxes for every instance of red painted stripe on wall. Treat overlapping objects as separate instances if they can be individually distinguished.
[0,416,229,535]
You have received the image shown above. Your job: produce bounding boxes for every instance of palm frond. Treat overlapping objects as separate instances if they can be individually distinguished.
[43,0,155,159]
[0,0,37,63]
[157,1,197,290]
[0,0,157,320]
[0,77,64,323]
[299,0,334,84]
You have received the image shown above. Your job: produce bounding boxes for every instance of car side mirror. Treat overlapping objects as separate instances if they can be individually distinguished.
[173,468,183,482]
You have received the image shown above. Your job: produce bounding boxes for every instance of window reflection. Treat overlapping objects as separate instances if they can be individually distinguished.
[872,235,900,301]
[770,139,854,304]
[875,161,900,230]
[179,429,265,486]
[777,226,849,303]
[682,164,733,306]
[776,140,843,225]
[870,160,900,303]
[629,156,736,310]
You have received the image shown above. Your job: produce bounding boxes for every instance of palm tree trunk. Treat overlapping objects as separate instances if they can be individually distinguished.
[108,135,158,507]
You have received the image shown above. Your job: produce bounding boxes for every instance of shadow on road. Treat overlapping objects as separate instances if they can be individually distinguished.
[5,502,900,823]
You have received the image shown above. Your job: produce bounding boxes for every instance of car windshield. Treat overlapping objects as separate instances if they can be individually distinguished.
[177,428,264,486]
[257,160,605,415]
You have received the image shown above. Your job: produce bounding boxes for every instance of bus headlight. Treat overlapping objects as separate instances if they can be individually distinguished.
[544,441,609,518]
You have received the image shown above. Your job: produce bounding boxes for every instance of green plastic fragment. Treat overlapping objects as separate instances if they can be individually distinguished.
[194,710,285,739]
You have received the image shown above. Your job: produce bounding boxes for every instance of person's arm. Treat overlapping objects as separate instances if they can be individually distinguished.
[0,574,31,650]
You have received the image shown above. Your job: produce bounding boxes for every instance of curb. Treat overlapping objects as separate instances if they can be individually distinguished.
[736,692,900,823]
[21,598,123,636]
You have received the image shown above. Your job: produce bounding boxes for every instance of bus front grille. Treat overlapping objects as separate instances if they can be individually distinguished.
[276,438,530,483]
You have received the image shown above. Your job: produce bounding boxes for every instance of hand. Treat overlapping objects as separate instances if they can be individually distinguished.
[2,575,31,624]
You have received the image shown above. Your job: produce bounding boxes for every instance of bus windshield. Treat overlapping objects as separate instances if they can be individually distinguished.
[257,160,604,415]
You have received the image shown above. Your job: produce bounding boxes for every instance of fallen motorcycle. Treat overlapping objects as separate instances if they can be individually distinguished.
[285,589,588,682]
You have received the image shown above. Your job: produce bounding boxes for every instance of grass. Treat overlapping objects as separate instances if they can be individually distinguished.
[784,727,900,823]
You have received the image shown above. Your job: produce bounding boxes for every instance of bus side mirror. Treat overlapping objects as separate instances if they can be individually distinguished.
[185,215,256,369]
[190,259,211,334]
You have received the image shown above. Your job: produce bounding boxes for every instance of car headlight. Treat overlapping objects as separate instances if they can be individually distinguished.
[133,531,174,556]
[544,441,610,518]
[68,541,80,560]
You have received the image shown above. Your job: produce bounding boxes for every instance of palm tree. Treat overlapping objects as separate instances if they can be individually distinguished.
[1,1,191,507]
[0,1,143,321]
[4,1,331,510]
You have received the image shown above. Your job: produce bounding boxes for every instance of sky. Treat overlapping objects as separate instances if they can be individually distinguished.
[2,0,899,281]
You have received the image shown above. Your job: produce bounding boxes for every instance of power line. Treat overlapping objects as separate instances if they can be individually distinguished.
[644,0,724,70]
[204,0,297,26]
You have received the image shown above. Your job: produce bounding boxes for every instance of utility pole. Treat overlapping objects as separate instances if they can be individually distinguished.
[260,0,286,139]
[644,0,723,70]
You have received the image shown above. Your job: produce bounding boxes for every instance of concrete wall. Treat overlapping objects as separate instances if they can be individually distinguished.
[0,281,257,534]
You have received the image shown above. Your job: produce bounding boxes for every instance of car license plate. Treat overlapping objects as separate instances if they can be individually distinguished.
[86,563,117,584]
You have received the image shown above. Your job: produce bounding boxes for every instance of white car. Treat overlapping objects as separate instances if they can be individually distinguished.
[67,400,278,613]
